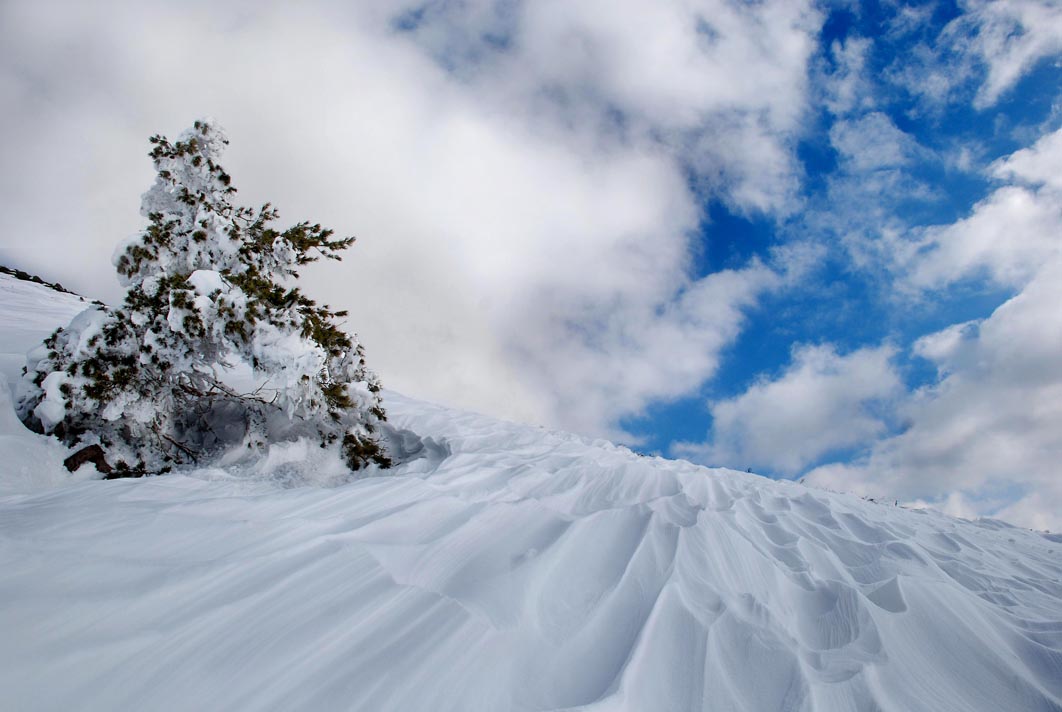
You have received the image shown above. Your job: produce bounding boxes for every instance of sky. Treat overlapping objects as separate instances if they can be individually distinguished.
[2,0,1061,530]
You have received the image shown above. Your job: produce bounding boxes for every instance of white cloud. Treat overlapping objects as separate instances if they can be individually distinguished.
[675,344,901,475]
[901,127,1062,291]
[819,35,874,116]
[888,0,1062,110]
[994,483,1062,532]
[0,0,821,438]
[905,185,1062,290]
[906,491,991,522]
[808,261,1062,531]
[911,320,979,374]
[838,127,1062,296]
[992,126,1062,192]
[964,0,1062,108]
[523,260,781,437]
[806,128,1062,531]
[391,0,821,214]
[806,112,936,265]
[884,3,936,40]
[829,112,921,171]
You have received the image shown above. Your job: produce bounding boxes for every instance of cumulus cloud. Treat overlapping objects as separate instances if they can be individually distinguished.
[807,261,1062,531]
[904,185,1061,290]
[0,0,821,438]
[993,127,1062,191]
[730,5,1062,529]
[675,344,901,476]
[793,17,1062,529]
[806,128,1062,531]
[889,126,1062,292]
[834,125,1062,298]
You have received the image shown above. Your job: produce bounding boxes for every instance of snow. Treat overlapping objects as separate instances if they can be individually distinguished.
[1,272,1061,711]
[186,269,227,296]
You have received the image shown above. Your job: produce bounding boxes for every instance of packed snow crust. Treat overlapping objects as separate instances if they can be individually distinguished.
[1,273,1061,711]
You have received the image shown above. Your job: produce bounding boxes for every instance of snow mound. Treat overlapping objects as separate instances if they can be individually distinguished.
[1,273,1061,711]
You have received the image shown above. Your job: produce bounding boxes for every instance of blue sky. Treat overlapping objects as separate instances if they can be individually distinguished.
[629,0,1062,464]
[2,0,1062,528]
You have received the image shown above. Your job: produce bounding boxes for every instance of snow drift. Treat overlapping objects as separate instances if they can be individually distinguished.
[1,273,1060,711]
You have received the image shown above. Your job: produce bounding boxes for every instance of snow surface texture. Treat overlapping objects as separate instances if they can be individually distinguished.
[1,272,1061,712]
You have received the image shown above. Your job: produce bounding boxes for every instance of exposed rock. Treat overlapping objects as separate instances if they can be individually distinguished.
[63,444,112,474]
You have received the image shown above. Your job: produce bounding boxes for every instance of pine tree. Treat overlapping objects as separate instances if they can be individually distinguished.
[17,120,389,475]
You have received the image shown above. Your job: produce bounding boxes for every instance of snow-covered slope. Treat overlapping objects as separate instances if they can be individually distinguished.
[1,273,1061,712]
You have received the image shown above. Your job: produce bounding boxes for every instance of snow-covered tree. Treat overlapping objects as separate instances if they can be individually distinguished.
[17,120,389,475]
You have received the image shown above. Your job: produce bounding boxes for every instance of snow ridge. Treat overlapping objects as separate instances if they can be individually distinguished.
[1,274,1061,711]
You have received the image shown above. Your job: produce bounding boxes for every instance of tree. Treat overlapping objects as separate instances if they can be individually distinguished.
[17,120,390,475]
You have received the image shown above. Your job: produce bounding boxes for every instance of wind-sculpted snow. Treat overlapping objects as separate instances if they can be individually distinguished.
[1,274,1061,711]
